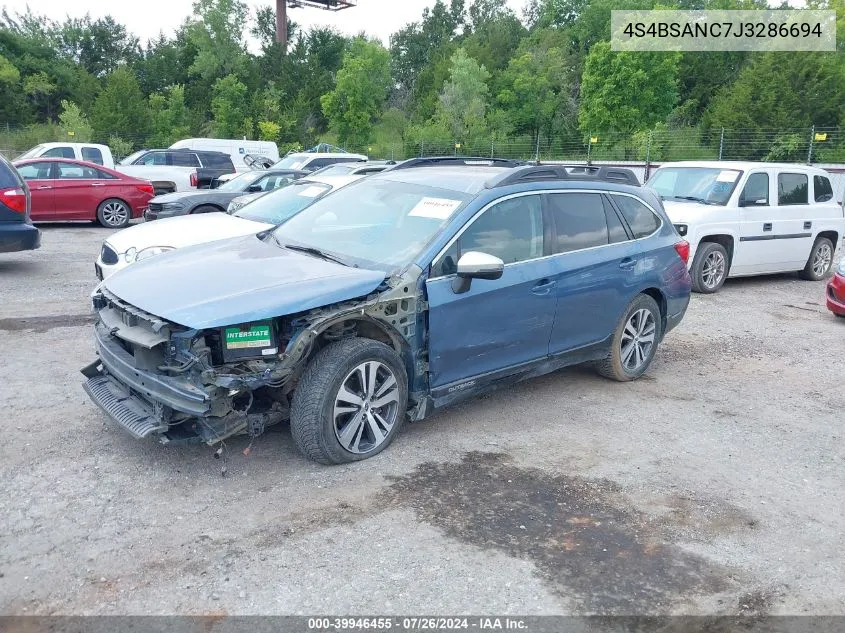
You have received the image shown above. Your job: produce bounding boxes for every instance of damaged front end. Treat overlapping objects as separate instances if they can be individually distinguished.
[81,268,427,446]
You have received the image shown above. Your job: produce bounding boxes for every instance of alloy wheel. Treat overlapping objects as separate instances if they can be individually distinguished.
[621,308,656,372]
[812,242,833,277]
[333,361,401,454]
[101,201,129,227]
[702,251,726,289]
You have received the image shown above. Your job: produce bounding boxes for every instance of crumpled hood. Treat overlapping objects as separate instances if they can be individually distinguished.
[104,212,271,254]
[103,233,386,329]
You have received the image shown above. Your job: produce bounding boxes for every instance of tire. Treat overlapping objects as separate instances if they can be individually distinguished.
[690,242,729,293]
[96,198,131,229]
[798,237,834,281]
[596,294,663,382]
[191,205,221,215]
[290,338,408,464]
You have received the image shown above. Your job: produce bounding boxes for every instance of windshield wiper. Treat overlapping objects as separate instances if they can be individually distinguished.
[669,195,717,206]
[283,243,350,267]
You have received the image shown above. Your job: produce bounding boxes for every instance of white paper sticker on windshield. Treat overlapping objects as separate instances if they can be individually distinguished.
[408,197,462,220]
[716,170,740,183]
[297,185,326,198]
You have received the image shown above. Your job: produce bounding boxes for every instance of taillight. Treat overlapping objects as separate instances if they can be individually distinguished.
[190,172,198,187]
[136,184,155,196]
[674,240,690,265]
[0,187,27,213]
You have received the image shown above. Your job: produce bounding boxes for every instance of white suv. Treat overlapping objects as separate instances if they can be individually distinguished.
[646,161,845,293]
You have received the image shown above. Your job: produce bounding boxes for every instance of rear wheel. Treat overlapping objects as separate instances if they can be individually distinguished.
[96,199,131,228]
[596,294,662,382]
[691,242,728,293]
[798,237,834,281]
[290,338,408,464]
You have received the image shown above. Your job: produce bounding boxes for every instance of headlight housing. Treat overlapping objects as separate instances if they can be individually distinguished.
[838,259,845,276]
[136,246,175,262]
[228,199,246,213]
[161,202,184,211]
[124,247,137,263]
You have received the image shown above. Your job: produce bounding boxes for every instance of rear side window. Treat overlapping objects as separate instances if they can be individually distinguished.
[81,147,104,165]
[42,146,75,159]
[547,193,609,253]
[778,173,808,205]
[199,153,234,169]
[612,195,661,239]
[56,163,104,179]
[0,159,24,188]
[814,175,833,202]
[171,152,201,167]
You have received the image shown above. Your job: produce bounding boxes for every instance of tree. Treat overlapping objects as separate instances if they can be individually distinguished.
[91,67,150,141]
[186,0,250,81]
[58,15,139,77]
[436,48,491,142]
[148,85,192,146]
[321,38,391,148]
[579,42,679,137]
[58,100,93,142]
[211,74,248,138]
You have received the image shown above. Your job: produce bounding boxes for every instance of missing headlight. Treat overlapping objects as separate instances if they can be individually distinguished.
[211,320,280,364]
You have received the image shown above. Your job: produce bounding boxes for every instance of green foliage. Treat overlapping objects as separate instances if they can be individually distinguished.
[186,0,249,81]
[579,42,680,137]
[0,54,20,84]
[257,121,281,142]
[320,38,391,148]
[91,66,149,141]
[211,74,248,138]
[58,100,92,142]
[148,85,191,147]
[108,135,134,160]
[436,48,490,142]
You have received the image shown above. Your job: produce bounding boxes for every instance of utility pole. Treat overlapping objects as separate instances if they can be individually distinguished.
[275,0,287,47]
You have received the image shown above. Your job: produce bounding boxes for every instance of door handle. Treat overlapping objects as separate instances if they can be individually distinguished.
[37,186,52,190]
[91,183,105,187]
[803,221,812,230]
[619,257,637,270]
[763,223,772,232]
[531,279,556,295]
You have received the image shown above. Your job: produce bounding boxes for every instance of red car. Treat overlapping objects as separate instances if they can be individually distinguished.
[826,261,845,318]
[13,158,154,228]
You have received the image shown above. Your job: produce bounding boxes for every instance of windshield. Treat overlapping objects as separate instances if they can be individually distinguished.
[311,164,356,177]
[232,181,332,225]
[271,178,471,271]
[273,154,308,170]
[647,167,742,206]
[120,150,147,166]
[18,144,46,160]
[218,171,263,192]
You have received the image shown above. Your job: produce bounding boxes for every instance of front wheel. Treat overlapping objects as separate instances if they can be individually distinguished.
[596,294,663,382]
[191,205,221,214]
[290,338,408,464]
[96,199,131,228]
[798,237,834,281]
[691,242,728,293]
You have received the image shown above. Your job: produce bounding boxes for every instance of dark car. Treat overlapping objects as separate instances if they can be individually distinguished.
[0,154,40,254]
[144,169,308,221]
[118,148,236,192]
[82,158,692,464]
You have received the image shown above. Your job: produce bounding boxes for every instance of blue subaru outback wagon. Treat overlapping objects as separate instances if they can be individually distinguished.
[82,158,692,464]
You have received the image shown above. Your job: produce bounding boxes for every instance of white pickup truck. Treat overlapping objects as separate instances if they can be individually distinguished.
[17,142,116,168]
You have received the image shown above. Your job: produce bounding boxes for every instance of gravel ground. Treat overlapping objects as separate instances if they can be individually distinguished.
[1,224,843,616]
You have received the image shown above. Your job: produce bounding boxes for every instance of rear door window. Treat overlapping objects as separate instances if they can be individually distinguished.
[171,152,201,167]
[612,195,661,239]
[81,147,104,165]
[778,173,808,205]
[42,146,75,159]
[547,193,609,253]
[56,162,101,179]
[814,175,833,202]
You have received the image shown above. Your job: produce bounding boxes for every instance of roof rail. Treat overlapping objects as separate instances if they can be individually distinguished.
[489,164,640,188]
[389,156,526,170]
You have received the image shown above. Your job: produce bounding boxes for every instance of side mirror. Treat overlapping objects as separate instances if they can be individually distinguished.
[452,251,504,294]
[246,184,263,193]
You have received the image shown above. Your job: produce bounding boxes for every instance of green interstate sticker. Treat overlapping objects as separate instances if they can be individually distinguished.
[225,324,272,349]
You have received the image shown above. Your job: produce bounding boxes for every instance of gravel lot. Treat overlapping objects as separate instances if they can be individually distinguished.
[1,224,843,616]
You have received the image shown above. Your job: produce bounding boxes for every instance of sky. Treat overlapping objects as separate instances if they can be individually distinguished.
[0,0,532,47]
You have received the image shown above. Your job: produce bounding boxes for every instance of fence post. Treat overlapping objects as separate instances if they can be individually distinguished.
[644,131,652,180]
[491,137,494,158]
[718,128,725,160]
[534,133,541,163]
[586,133,593,165]
[420,141,423,158]
[807,125,815,164]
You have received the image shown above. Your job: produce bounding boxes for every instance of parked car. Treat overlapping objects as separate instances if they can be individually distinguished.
[14,158,154,228]
[17,142,115,168]
[82,157,691,464]
[144,168,308,221]
[826,259,845,317]
[309,161,397,177]
[115,149,236,195]
[95,174,362,280]
[647,161,845,293]
[0,153,39,254]
[273,151,368,173]
[169,138,280,172]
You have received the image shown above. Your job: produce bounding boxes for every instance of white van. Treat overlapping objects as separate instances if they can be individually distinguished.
[647,161,845,293]
[17,142,115,168]
[169,138,280,172]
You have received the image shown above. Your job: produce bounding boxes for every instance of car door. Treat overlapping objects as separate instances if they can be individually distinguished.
[16,162,55,220]
[774,171,815,269]
[547,192,641,355]
[426,193,556,390]
[52,162,103,219]
[734,170,777,274]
